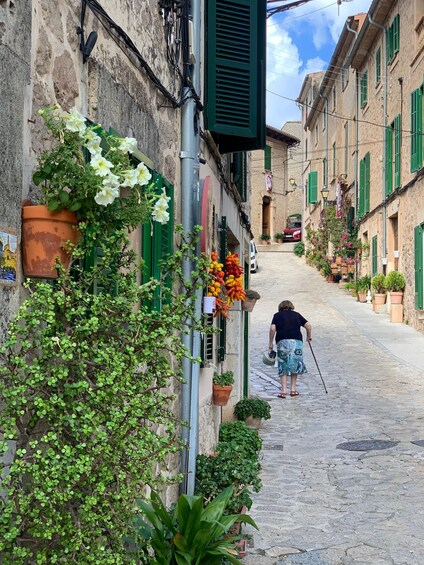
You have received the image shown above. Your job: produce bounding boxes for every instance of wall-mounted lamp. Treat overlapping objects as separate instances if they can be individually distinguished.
[321,185,329,207]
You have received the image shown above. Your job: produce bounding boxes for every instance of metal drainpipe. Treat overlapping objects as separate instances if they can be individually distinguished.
[346,21,359,217]
[319,93,329,206]
[180,0,199,494]
[368,14,387,265]
[186,0,202,496]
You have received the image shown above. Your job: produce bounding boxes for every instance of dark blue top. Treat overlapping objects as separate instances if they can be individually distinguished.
[271,310,308,342]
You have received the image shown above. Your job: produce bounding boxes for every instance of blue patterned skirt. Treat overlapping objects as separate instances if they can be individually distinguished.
[277,339,307,376]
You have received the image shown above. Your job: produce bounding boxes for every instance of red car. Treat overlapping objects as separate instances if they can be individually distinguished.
[283,220,302,242]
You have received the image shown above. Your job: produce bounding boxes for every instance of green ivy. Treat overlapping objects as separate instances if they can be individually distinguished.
[0,221,211,563]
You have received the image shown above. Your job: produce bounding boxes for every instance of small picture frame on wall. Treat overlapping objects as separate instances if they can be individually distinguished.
[0,227,18,287]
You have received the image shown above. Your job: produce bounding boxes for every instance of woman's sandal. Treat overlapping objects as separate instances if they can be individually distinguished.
[277,392,287,399]
[290,391,300,397]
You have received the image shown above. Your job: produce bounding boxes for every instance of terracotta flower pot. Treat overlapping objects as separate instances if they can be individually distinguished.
[358,291,367,303]
[245,416,262,429]
[390,291,404,304]
[242,297,257,312]
[374,293,386,305]
[22,205,79,278]
[212,384,233,406]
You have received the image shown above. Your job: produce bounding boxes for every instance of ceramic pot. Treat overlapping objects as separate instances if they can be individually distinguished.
[21,205,79,278]
[212,384,232,406]
[390,291,403,304]
[374,293,386,305]
[242,297,257,312]
[245,416,261,429]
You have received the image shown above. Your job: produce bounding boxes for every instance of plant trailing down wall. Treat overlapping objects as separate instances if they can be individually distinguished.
[0,208,211,561]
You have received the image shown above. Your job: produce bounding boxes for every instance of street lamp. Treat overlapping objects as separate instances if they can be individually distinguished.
[321,186,329,207]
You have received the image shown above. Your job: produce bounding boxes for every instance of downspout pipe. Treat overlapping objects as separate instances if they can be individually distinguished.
[319,93,329,207]
[180,0,199,494]
[368,14,387,265]
[186,0,202,496]
[346,21,359,217]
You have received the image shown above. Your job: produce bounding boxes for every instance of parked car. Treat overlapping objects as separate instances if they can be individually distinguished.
[282,220,302,242]
[250,241,259,273]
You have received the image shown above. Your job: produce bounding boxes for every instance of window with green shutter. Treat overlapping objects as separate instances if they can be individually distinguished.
[233,152,247,201]
[387,14,400,64]
[385,125,393,196]
[411,86,423,172]
[264,145,271,171]
[307,171,318,204]
[359,154,370,216]
[322,158,327,188]
[218,216,227,361]
[376,48,381,84]
[360,71,368,108]
[372,235,378,276]
[141,173,174,311]
[415,224,424,310]
[394,115,401,189]
[205,0,266,153]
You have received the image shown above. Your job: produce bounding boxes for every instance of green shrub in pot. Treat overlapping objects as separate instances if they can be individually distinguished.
[234,397,271,422]
[384,270,405,292]
[213,370,234,387]
[219,421,262,456]
[371,273,386,294]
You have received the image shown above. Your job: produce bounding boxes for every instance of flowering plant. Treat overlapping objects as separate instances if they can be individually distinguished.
[334,231,361,261]
[33,105,169,229]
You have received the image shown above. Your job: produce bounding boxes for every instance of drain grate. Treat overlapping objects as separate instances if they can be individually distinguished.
[336,440,399,451]
[263,444,284,451]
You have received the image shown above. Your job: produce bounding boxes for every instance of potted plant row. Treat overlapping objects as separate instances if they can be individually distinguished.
[385,270,405,304]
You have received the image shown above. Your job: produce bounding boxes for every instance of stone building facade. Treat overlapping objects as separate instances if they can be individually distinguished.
[298,0,424,333]
[282,121,303,220]
[1,0,264,496]
[250,125,299,244]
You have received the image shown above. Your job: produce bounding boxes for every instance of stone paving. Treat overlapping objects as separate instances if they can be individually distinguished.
[244,247,424,565]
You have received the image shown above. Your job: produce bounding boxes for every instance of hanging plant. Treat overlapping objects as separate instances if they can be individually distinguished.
[224,253,246,304]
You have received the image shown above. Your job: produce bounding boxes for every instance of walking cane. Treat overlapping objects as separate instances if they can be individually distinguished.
[308,341,328,394]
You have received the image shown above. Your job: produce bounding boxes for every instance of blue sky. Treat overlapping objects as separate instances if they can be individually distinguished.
[266,0,373,128]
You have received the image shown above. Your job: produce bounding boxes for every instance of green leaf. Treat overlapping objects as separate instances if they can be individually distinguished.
[59,191,70,206]
[32,171,44,186]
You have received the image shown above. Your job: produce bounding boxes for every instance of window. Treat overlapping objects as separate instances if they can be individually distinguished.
[360,71,368,108]
[359,153,370,216]
[342,64,349,91]
[205,0,266,153]
[307,171,318,204]
[386,115,401,195]
[314,124,318,146]
[415,223,424,310]
[322,158,327,188]
[305,138,308,161]
[332,142,336,177]
[411,85,423,172]
[376,48,381,84]
[233,152,247,201]
[264,145,271,170]
[323,107,326,132]
[372,235,378,276]
[344,121,349,174]
[332,86,336,111]
[387,14,400,64]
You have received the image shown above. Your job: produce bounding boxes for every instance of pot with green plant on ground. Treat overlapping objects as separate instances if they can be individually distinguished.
[385,270,406,304]
[321,261,333,282]
[371,273,387,306]
[259,233,271,244]
[293,241,305,257]
[213,370,234,406]
[234,397,271,429]
[274,232,283,243]
[356,275,371,302]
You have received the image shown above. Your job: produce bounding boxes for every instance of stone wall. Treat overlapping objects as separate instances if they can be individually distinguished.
[0,0,31,338]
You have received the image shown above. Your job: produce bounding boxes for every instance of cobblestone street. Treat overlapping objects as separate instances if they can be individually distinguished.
[245,248,424,565]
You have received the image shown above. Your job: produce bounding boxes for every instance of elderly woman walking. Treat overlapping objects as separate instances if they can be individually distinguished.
[268,300,312,398]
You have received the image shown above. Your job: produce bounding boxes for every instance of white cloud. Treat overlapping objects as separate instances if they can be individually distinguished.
[266,0,372,128]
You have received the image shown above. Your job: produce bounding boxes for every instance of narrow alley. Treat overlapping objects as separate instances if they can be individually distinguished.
[246,248,424,565]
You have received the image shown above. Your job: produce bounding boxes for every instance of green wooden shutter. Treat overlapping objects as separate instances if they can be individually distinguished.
[394,115,401,188]
[205,0,266,153]
[347,206,355,234]
[360,72,368,107]
[233,152,247,200]
[359,157,365,217]
[372,235,378,276]
[411,88,423,172]
[385,126,393,196]
[393,14,399,56]
[264,145,271,170]
[365,152,370,214]
[308,171,317,204]
[415,224,424,310]
[218,216,227,361]
[376,48,381,84]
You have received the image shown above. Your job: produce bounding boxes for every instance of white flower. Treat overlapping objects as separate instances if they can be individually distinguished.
[152,190,170,224]
[65,107,87,135]
[83,130,102,155]
[119,137,138,154]
[121,168,139,188]
[95,185,120,206]
[102,172,120,188]
[136,162,152,186]
[91,153,114,177]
